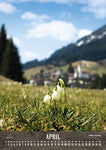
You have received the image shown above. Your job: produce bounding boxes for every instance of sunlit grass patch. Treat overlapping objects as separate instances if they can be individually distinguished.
[0,80,105,131]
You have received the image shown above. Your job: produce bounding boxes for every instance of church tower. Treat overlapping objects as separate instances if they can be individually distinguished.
[77,62,82,78]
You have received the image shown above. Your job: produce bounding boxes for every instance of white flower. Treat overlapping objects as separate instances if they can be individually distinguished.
[59,78,64,86]
[43,94,51,103]
[69,94,72,98]
[0,119,3,128]
[52,90,60,100]
[24,95,27,99]
[57,85,64,95]
[75,90,78,93]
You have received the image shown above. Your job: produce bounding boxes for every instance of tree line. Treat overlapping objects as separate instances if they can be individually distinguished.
[0,24,24,82]
[91,74,106,89]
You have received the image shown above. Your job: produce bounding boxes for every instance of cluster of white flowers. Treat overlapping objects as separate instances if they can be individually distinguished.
[43,78,65,103]
[22,88,27,99]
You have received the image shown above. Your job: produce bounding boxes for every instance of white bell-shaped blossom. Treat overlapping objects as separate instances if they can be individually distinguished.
[43,94,51,103]
[57,85,64,95]
[52,90,60,100]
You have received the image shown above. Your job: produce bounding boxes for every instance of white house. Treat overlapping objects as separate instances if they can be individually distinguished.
[30,76,37,86]
[67,73,74,84]
[74,63,89,79]
[44,80,51,86]
[55,70,63,78]
[30,79,37,86]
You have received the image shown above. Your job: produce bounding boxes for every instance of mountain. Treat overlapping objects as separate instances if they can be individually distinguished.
[23,25,106,70]
[76,25,106,46]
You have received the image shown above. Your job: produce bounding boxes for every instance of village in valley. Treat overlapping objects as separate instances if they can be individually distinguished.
[29,61,98,88]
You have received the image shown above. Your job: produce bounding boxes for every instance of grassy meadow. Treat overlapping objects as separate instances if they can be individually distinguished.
[0,79,106,132]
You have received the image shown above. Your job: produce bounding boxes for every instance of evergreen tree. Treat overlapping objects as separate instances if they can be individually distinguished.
[0,24,7,71]
[1,38,24,82]
[68,63,74,73]
[63,72,68,86]
[91,75,100,89]
[39,69,44,85]
[98,74,106,89]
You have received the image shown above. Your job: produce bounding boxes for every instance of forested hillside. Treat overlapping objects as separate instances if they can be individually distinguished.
[0,24,24,82]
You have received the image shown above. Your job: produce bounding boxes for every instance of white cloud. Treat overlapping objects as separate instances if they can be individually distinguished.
[0,0,16,2]
[60,11,71,19]
[0,2,16,14]
[79,0,106,19]
[7,35,21,47]
[20,0,105,19]
[33,0,73,4]
[22,12,36,20]
[13,37,21,47]
[3,0,106,18]
[49,50,54,55]
[78,0,106,7]
[27,20,77,41]
[2,0,75,4]
[21,12,49,22]
[78,29,92,39]
[82,6,106,19]
[20,50,39,63]
[14,0,73,4]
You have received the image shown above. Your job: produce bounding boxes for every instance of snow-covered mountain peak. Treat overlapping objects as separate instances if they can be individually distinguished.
[76,25,106,47]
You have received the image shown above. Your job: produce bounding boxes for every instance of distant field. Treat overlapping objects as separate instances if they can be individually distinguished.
[0,75,13,83]
[24,60,106,80]
[0,81,105,131]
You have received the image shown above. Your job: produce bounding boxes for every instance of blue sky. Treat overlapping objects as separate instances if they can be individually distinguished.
[0,0,106,63]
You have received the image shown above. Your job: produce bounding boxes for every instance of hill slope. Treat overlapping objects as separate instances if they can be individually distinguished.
[24,60,106,80]
[0,75,14,83]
